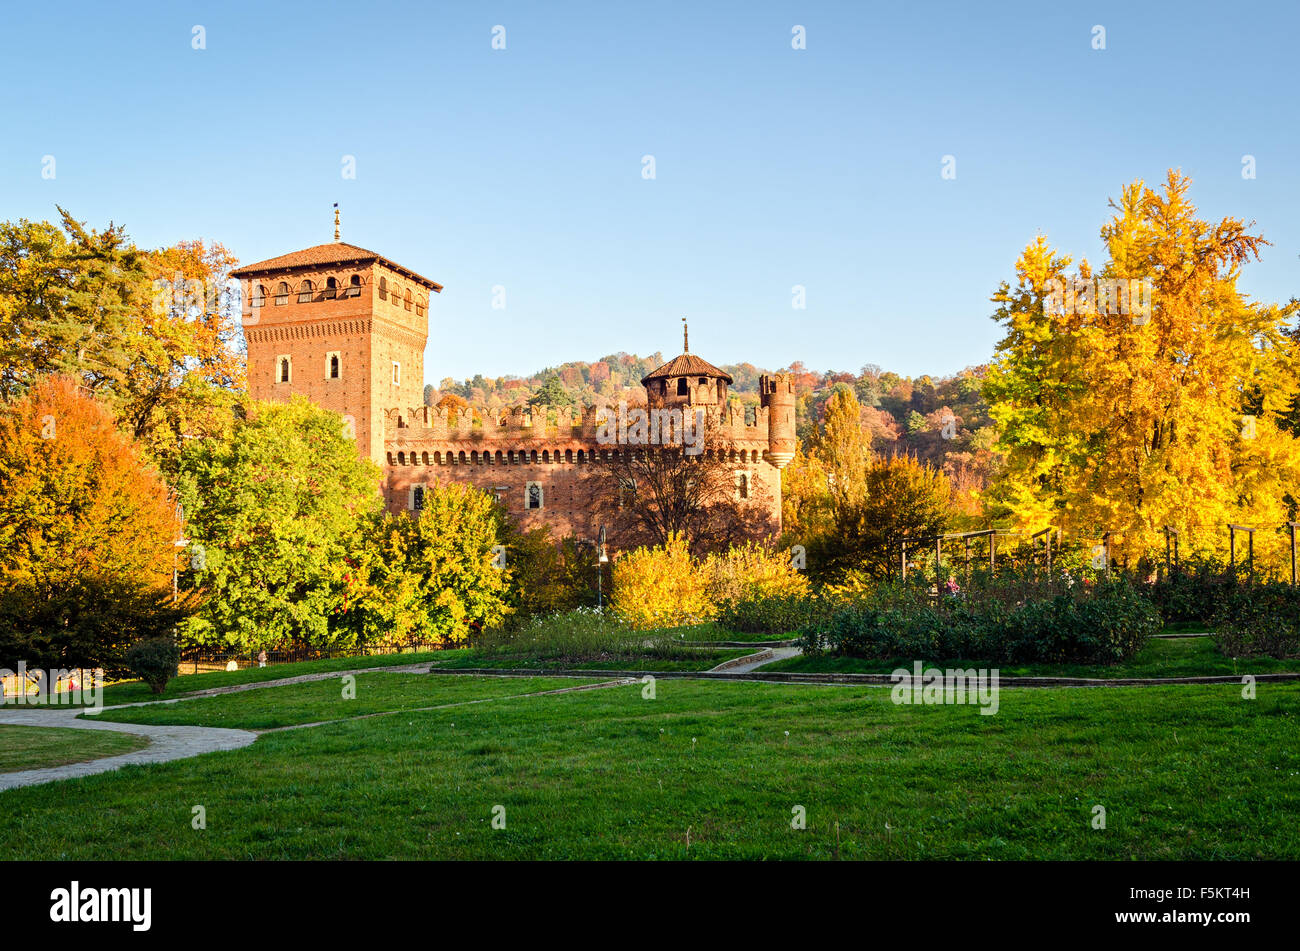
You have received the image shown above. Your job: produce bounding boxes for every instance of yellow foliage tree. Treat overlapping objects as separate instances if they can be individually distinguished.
[610,533,714,629]
[984,171,1300,571]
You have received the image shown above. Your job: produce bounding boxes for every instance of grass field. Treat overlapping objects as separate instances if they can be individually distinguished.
[766,635,1300,679]
[427,647,752,671]
[0,724,148,772]
[90,673,602,730]
[4,670,1298,859]
[90,651,448,707]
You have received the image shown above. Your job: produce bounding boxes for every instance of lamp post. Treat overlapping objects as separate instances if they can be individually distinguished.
[597,525,608,610]
[1289,522,1298,587]
[172,502,187,603]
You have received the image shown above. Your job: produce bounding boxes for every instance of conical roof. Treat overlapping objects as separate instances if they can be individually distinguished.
[641,352,733,386]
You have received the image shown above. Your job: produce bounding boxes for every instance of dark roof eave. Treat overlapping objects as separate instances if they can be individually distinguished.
[231,248,443,292]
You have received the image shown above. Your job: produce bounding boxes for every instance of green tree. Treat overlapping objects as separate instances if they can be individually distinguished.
[0,209,245,480]
[176,397,382,651]
[339,484,513,645]
[529,373,574,407]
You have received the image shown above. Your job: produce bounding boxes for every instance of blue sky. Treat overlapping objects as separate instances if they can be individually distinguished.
[3,0,1297,384]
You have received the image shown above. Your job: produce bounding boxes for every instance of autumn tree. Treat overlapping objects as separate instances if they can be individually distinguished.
[0,209,244,480]
[781,385,868,549]
[808,454,952,581]
[984,171,1300,569]
[0,376,190,672]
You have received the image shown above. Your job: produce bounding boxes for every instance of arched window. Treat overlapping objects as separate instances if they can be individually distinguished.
[411,486,425,512]
[275,282,289,305]
[398,452,406,466]
[251,284,265,308]
[329,354,340,379]
[378,277,388,301]
[347,274,362,298]
[324,277,338,300]
[527,483,543,510]
[404,288,413,311]
[297,280,315,303]
[278,357,291,383]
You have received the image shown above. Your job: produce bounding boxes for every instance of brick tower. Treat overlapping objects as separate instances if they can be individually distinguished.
[232,236,442,465]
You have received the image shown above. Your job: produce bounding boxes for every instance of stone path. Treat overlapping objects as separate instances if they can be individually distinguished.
[709,647,802,673]
[0,706,257,792]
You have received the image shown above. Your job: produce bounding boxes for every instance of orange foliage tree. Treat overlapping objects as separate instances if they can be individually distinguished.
[0,376,190,671]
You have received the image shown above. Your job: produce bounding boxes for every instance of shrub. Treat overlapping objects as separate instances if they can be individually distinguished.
[706,542,813,635]
[1145,557,1241,625]
[498,527,598,627]
[1213,584,1300,658]
[611,534,713,629]
[474,607,714,663]
[717,593,827,637]
[125,636,182,694]
[705,542,809,606]
[805,576,1160,665]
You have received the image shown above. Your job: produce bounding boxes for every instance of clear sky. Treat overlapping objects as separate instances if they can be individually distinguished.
[3,0,1297,384]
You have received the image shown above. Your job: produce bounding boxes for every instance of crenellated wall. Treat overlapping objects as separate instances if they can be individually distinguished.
[380,398,783,542]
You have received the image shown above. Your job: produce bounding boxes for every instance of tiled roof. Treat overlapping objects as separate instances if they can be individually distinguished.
[230,242,443,291]
[641,352,733,385]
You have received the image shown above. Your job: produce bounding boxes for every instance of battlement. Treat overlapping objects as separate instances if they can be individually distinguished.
[759,371,795,404]
[384,400,772,445]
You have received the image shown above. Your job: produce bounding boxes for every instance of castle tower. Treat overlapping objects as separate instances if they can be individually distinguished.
[760,372,796,468]
[640,323,732,410]
[232,241,442,465]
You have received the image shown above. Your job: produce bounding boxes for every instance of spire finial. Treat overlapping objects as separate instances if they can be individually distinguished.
[333,203,341,242]
[682,316,688,353]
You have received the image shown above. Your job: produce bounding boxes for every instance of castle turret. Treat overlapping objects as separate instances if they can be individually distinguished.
[760,372,796,468]
[640,323,732,411]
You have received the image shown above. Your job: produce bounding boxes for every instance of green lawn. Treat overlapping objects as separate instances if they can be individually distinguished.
[0,724,148,772]
[427,647,752,672]
[4,674,1298,859]
[764,635,1300,679]
[91,673,602,730]
[90,650,450,707]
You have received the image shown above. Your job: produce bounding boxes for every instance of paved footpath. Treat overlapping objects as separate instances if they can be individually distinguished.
[0,706,257,792]
[709,647,802,673]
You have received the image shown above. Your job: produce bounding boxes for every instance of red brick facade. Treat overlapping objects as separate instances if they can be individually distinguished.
[234,241,794,546]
